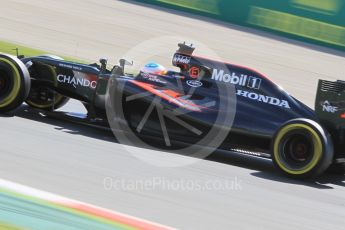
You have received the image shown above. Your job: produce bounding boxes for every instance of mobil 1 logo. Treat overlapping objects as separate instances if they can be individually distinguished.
[211,68,262,89]
[247,76,262,89]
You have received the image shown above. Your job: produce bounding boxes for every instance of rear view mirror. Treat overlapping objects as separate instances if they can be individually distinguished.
[119,59,133,69]
[111,59,134,76]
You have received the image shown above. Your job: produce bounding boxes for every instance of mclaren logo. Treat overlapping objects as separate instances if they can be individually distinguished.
[236,90,291,109]
[57,74,97,89]
[212,68,262,89]
[173,54,191,64]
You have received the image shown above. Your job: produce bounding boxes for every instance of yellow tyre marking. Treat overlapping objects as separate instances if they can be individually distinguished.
[0,57,21,108]
[273,124,323,175]
[26,64,64,109]
[26,94,64,109]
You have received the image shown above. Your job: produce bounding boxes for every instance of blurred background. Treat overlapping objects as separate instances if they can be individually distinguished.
[136,0,345,51]
[1,1,345,230]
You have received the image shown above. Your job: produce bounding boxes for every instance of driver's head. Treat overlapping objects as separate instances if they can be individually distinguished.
[140,62,166,75]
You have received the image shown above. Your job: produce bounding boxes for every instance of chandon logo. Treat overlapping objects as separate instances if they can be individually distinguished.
[57,74,97,89]
[173,54,191,64]
[236,90,291,109]
[212,68,262,89]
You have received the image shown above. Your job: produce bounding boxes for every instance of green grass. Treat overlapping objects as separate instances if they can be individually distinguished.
[0,40,85,63]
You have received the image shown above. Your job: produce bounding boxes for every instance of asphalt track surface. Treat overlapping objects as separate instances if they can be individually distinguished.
[1,0,345,229]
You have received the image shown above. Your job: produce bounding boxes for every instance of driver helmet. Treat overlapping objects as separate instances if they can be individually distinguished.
[140,62,167,75]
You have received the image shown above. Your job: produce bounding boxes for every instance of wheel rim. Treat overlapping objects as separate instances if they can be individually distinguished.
[274,124,323,175]
[26,63,65,110]
[26,86,64,109]
[281,132,314,166]
[0,69,12,99]
[0,58,21,108]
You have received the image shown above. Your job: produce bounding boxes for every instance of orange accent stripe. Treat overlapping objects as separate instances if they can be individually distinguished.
[130,80,180,103]
[129,80,205,111]
[162,89,180,98]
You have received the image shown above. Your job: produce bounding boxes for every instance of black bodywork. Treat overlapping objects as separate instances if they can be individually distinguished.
[20,43,345,161]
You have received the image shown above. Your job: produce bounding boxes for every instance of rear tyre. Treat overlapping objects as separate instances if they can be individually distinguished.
[0,53,30,113]
[26,56,69,111]
[271,119,334,179]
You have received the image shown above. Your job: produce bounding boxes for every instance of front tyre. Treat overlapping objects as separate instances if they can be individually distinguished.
[26,59,69,111]
[0,53,30,113]
[272,119,334,179]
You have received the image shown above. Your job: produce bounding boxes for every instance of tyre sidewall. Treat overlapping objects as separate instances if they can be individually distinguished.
[0,54,30,113]
[272,118,333,179]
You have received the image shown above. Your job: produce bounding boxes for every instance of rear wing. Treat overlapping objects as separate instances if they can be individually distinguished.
[172,43,212,78]
[172,42,195,71]
[315,79,345,140]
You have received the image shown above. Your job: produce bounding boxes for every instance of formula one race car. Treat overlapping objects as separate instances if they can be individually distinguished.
[0,43,344,179]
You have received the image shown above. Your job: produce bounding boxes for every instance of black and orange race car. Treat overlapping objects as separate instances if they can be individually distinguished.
[0,43,344,179]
